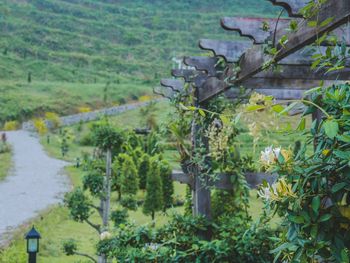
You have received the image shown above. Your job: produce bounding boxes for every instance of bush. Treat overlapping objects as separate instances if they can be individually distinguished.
[45,112,61,130]
[111,209,129,226]
[33,118,47,135]
[3,120,19,131]
[79,133,94,146]
[97,214,277,263]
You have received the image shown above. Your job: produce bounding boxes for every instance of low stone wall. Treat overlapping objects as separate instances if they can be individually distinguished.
[22,100,156,131]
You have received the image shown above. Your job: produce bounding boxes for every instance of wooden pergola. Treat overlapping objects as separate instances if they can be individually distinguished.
[157,0,350,223]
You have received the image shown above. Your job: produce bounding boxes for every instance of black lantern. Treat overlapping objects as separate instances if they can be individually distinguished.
[25,226,41,263]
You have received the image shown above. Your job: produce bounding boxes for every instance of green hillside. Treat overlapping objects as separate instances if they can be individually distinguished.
[0,0,279,124]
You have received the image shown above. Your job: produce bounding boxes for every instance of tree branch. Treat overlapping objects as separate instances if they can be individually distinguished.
[74,251,97,263]
[85,218,101,234]
[88,203,102,216]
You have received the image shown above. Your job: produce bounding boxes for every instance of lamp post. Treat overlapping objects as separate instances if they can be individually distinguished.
[25,226,41,263]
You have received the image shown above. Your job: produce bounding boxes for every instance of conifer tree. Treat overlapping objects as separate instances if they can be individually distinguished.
[143,158,163,221]
[138,154,150,190]
[120,153,139,196]
[159,159,174,211]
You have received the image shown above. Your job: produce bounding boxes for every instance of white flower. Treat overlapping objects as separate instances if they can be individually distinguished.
[260,146,282,169]
[100,231,112,240]
[144,243,160,250]
[257,186,271,201]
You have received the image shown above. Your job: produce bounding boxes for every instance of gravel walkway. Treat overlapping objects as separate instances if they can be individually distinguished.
[0,130,69,246]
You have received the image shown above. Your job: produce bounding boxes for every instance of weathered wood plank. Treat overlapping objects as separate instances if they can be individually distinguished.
[220,17,290,44]
[172,171,277,190]
[199,39,350,67]
[153,86,176,99]
[255,65,350,80]
[171,69,196,82]
[183,57,219,76]
[160,79,184,92]
[199,39,251,62]
[268,0,308,17]
[198,77,337,102]
[221,17,350,45]
[237,0,350,83]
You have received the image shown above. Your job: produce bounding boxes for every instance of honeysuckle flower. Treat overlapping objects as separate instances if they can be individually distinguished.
[258,178,296,202]
[260,146,293,171]
[100,231,112,240]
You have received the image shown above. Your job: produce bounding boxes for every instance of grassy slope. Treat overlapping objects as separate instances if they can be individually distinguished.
[0,150,11,181]
[0,0,280,123]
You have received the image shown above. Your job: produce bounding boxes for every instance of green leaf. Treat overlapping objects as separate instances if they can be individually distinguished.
[198,109,206,117]
[341,249,349,263]
[312,196,320,214]
[308,21,317,27]
[310,225,318,239]
[320,17,334,28]
[296,117,306,131]
[272,104,285,113]
[332,182,347,193]
[319,214,332,222]
[246,105,265,112]
[323,119,339,139]
[220,115,230,126]
[233,112,242,125]
[278,102,298,116]
[289,215,304,224]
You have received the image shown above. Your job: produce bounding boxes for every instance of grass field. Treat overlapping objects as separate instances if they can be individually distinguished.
[0,0,281,124]
[0,151,11,181]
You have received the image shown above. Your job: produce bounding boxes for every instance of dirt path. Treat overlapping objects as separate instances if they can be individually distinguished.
[0,130,69,246]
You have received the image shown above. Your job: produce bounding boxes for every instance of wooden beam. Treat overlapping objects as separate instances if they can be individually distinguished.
[153,86,175,99]
[172,171,277,190]
[237,0,350,83]
[268,0,308,18]
[198,39,350,67]
[220,17,290,44]
[183,57,219,76]
[172,170,194,187]
[221,17,350,45]
[199,39,251,62]
[198,76,337,102]
[171,69,196,82]
[160,79,184,92]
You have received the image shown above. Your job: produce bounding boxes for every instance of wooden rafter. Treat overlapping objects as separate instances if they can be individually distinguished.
[268,0,308,18]
[221,17,350,45]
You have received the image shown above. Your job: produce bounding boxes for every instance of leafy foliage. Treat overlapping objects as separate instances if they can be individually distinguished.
[143,157,163,220]
[64,188,91,222]
[266,85,350,262]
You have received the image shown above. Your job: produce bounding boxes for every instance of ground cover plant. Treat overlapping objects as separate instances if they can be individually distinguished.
[0,133,11,181]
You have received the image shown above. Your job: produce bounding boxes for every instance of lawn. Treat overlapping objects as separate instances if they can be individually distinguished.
[0,150,12,181]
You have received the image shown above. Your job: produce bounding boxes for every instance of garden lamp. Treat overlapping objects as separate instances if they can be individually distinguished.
[25,226,41,263]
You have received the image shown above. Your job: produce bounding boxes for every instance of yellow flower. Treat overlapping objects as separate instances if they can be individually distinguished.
[258,178,296,202]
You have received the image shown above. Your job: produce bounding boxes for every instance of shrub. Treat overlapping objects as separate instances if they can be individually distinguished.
[45,112,61,130]
[33,118,47,135]
[78,106,91,113]
[3,120,19,131]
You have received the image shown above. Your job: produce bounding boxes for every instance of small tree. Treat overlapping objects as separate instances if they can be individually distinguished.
[120,153,139,210]
[159,159,174,211]
[138,153,150,190]
[143,157,163,222]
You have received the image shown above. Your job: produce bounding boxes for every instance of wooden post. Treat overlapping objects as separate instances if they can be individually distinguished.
[191,88,212,239]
